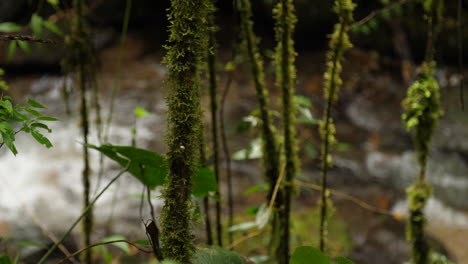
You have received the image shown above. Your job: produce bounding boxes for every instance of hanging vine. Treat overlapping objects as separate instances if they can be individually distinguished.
[161,0,214,262]
[61,1,97,263]
[401,1,443,263]
[318,0,355,252]
[273,0,298,262]
[237,0,283,258]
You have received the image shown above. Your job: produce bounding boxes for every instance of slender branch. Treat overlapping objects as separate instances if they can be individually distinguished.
[458,0,464,110]
[351,0,408,28]
[220,69,234,245]
[103,0,132,142]
[38,166,129,264]
[55,239,153,264]
[296,180,393,216]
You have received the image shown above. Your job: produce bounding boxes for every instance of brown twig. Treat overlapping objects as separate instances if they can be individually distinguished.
[352,0,409,28]
[55,239,153,264]
[296,180,394,216]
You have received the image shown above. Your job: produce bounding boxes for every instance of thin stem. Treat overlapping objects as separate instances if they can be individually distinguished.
[38,166,129,264]
[208,22,223,247]
[220,69,234,245]
[458,0,464,110]
[104,0,132,142]
[351,0,408,28]
[56,240,153,264]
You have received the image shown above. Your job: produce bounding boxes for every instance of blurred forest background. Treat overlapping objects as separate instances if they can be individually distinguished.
[0,0,467,264]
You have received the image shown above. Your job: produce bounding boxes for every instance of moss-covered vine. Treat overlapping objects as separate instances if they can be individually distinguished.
[161,0,214,262]
[237,0,282,257]
[401,1,443,263]
[319,0,355,252]
[273,0,298,262]
[62,1,97,262]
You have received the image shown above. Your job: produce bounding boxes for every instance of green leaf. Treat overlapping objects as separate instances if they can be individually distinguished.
[8,41,17,61]
[290,246,330,264]
[228,221,257,232]
[161,260,182,264]
[243,184,267,195]
[294,95,313,108]
[0,254,13,264]
[30,14,43,37]
[335,257,354,264]
[194,246,246,264]
[18,241,45,248]
[0,100,13,113]
[37,116,59,121]
[86,144,168,189]
[31,129,53,148]
[101,235,129,253]
[17,41,30,55]
[193,167,218,198]
[94,246,112,263]
[1,130,18,155]
[0,122,13,133]
[245,206,259,216]
[133,240,152,247]
[0,22,22,33]
[47,0,59,6]
[27,99,46,108]
[23,107,41,117]
[42,21,63,36]
[31,122,51,132]
[134,107,151,118]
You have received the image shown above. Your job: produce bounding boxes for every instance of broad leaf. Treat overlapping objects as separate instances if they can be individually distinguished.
[195,246,246,264]
[31,129,53,148]
[27,99,46,109]
[0,254,13,264]
[290,246,330,264]
[43,21,63,36]
[193,167,218,198]
[87,144,168,189]
[133,240,152,247]
[31,14,43,36]
[0,22,22,33]
[335,257,354,264]
[101,235,129,253]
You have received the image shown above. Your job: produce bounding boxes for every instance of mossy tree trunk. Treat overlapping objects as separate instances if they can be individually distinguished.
[273,0,298,262]
[161,0,213,262]
[318,0,355,252]
[237,0,281,257]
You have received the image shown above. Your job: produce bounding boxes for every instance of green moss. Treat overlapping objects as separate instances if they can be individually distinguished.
[319,0,355,252]
[161,0,214,263]
[273,0,299,262]
[402,64,442,168]
[238,0,280,200]
[406,182,432,264]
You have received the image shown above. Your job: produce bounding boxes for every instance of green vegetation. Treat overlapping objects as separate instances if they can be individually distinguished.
[0,0,462,264]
